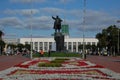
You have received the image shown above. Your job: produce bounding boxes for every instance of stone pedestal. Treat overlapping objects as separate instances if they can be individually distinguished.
[54,32,64,52]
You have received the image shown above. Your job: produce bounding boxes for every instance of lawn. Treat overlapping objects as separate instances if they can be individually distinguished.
[33,52,82,57]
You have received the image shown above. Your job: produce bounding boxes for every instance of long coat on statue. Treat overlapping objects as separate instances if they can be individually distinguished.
[52,16,62,32]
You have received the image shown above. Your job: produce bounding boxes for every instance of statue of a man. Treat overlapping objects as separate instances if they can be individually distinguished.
[52,16,62,32]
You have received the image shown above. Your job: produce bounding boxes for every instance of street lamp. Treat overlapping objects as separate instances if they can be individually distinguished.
[30,0,33,59]
[117,20,120,54]
[82,0,86,59]
[118,29,119,54]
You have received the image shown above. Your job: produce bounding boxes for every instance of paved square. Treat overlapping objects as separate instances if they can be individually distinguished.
[0,57,120,80]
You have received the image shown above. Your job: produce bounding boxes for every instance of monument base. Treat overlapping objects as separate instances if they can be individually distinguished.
[54,32,64,52]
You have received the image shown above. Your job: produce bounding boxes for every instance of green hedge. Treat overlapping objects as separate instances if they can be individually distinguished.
[38,63,62,67]
[33,52,82,57]
[38,58,69,67]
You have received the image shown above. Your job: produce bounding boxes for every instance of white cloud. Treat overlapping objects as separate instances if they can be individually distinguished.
[59,0,76,4]
[20,9,39,17]
[0,17,23,28]
[1,7,118,33]
[10,0,46,3]
[24,16,52,30]
[77,10,118,32]
[3,9,39,17]
[3,9,17,15]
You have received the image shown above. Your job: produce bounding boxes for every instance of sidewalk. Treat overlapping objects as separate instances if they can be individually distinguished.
[86,55,120,73]
[0,55,30,71]
[0,55,120,73]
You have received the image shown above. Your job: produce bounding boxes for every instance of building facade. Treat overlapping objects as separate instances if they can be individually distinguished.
[19,37,98,52]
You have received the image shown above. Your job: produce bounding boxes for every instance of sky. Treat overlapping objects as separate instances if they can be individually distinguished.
[0,0,120,38]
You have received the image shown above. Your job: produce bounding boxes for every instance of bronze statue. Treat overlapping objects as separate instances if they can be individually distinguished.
[52,16,62,32]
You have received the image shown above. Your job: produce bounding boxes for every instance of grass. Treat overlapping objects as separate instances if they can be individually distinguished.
[38,58,69,67]
[33,52,82,57]
[38,63,62,67]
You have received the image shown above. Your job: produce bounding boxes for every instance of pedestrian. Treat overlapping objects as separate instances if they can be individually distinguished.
[40,49,44,57]
[48,49,51,57]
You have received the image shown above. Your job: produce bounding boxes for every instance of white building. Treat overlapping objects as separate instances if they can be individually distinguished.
[19,37,98,52]
[3,38,19,45]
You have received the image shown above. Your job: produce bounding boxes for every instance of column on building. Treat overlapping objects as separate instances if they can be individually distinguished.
[71,42,73,52]
[66,42,68,51]
[37,42,39,52]
[43,42,44,51]
[48,42,49,51]
[76,42,78,52]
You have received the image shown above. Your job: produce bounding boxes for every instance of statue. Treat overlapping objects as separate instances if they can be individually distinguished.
[52,16,62,32]
[52,16,64,52]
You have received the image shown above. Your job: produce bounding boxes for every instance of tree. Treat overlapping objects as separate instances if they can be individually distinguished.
[24,44,31,50]
[0,30,5,55]
[96,25,120,55]
[0,40,5,55]
[0,30,4,40]
[17,43,24,52]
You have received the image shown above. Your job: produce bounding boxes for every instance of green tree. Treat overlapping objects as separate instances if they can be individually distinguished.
[17,43,24,52]
[96,25,120,55]
[24,44,31,50]
[0,40,5,55]
[0,30,5,55]
[0,30,3,40]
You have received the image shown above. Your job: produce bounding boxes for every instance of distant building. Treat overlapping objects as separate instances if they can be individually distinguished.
[20,25,98,52]
[19,37,98,52]
[3,38,19,45]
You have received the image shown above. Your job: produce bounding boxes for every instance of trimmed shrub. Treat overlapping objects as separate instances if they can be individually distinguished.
[38,63,62,67]
[38,58,69,67]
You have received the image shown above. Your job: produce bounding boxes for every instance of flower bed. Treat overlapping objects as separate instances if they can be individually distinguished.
[0,57,120,80]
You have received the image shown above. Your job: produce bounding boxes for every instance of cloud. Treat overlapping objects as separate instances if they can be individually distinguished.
[3,9,39,17]
[10,0,46,3]
[1,7,118,33]
[0,17,23,28]
[20,9,39,17]
[40,7,65,16]
[77,10,118,31]
[3,9,17,16]
[59,0,76,4]
[24,16,52,30]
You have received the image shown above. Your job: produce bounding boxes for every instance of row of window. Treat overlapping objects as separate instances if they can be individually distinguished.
[25,41,97,52]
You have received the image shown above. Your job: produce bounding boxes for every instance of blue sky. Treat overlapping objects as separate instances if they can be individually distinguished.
[0,0,120,38]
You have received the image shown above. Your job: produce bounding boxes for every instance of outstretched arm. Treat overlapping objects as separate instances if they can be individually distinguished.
[52,16,56,20]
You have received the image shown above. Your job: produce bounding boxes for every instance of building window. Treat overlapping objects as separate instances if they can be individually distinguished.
[39,42,43,50]
[87,42,91,45]
[49,42,52,50]
[34,42,38,51]
[44,42,48,51]
[64,42,67,50]
[78,42,81,45]
[73,42,76,52]
[68,42,71,51]
[92,42,95,45]
[25,41,28,44]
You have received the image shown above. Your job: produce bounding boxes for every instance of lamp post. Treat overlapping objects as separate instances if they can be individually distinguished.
[118,29,119,54]
[30,0,33,59]
[82,0,86,59]
[117,20,120,55]
[30,15,33,59]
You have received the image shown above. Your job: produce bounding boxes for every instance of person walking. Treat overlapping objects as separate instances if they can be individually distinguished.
[48,49,51,57]
[40,49,44,57]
